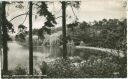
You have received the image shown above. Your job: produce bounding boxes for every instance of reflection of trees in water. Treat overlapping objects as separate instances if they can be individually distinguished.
[43,31,62,46]
[32,46,62,58]
[32,45,77,58]
[47,46,62,58]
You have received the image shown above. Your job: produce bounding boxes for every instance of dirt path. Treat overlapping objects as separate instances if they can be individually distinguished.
[76,46,124,57]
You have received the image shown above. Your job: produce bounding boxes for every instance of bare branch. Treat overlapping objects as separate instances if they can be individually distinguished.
[9,11,37,22]
[55,15,68,19]
[21,13,28,24]
[9,12,29,22]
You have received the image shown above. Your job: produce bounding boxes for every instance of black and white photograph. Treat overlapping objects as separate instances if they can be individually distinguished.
[0,0,127,78]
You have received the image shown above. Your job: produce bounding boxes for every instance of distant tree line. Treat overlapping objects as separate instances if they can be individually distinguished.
[67,18,126,50]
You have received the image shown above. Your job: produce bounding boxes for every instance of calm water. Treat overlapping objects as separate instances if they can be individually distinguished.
[2,41,105,70]
[4,41,62,69]
[4,41,77,70]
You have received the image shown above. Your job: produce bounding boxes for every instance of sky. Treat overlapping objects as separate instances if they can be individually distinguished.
[6,0,127,33]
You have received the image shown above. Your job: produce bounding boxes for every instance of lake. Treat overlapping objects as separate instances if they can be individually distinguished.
[2,41,77,70]
[1,41,111,70]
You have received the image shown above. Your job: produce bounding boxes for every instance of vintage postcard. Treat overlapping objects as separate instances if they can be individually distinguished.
[0,0,127,78]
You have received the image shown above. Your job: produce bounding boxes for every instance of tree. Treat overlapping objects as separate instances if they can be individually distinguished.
[79,21,89,31]
[2,1,8,74]
[18,24,26,33]
[62,1,67,59]
[0,3,3,49]
[29,1,33,75]
[61,1,80,58]
[36,2,57,35]
[0,2,14,75]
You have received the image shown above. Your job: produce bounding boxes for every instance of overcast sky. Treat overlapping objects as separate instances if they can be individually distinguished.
[6,0,126,33]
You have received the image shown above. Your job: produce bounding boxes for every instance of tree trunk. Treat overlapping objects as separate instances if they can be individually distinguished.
[2,1,8,74]
[62,2,67,59]
[29,1,33,75]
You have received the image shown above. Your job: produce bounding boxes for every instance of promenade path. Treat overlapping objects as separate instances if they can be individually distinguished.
[76,46,124,58]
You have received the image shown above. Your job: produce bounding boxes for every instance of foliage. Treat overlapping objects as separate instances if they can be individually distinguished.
[1,64,27,76]
[63,1,81,9]
[1,55,126,78]
[45,55,124,78]
[15,33,26,42]
[36,2,57,34]
[80,56,120,78]
[32,28,45,40]
[18,24,26,29]
[39,61,49,75]
[66,18,127,77]
[67,18,127,50]
[0,2,13,32]
[13,64,27,75]
[47,58,85,78]
[67,21,79,31]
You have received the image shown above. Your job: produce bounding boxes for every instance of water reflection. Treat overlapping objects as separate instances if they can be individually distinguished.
[8,41,29,69]
[7,41,64,69]
[7,41,97,70]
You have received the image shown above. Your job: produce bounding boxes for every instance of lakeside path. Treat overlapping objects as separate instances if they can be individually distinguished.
[75,46,124,58]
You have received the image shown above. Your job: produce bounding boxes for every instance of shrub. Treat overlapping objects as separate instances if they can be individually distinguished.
[46,55,122,78]
[80,55,120,78]
[13,64,27,75]
[47,58,85,78]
